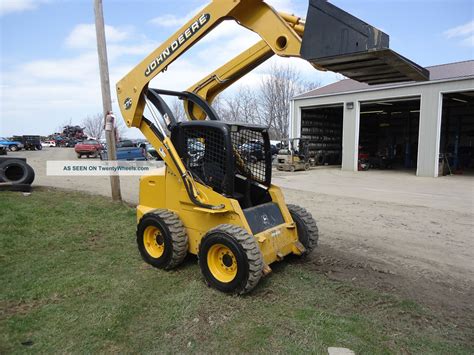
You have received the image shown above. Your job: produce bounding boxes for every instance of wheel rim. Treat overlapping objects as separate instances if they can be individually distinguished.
[207,244,237,283]
[143,226,164,258]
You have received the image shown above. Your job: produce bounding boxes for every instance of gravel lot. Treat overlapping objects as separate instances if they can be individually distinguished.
[5,148,474,323]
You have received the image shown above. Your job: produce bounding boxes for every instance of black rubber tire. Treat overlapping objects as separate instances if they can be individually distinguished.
[9,145,18,152]
[77,154,81,159]
[198,224,263,294]
[136,209,188,270]
[36,145,42,150]
[0,159,34,185]
[287,204,319,255]
[24,164,35,185]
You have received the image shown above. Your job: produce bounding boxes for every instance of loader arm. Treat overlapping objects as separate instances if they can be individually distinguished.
[116,0,302,129]
[185,13,308,120]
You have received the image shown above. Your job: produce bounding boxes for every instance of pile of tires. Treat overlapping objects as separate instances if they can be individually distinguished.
[0,158,35,192]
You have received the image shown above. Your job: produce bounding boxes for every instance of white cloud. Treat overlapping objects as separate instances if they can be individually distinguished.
[149,4,206,28]
[0,21,152,137]
[444,20,474,38]
[444,20,474,47]
[0,0,48,16]
[149,14,184,28]
[65,24,131,49]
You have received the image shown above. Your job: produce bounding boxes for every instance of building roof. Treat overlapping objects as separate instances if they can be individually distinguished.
[294,60,474,100]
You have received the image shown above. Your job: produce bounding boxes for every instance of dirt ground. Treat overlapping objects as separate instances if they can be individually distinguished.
[5,148,474,327]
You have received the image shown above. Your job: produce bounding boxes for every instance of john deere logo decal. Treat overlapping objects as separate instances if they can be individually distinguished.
[144,13,210,77]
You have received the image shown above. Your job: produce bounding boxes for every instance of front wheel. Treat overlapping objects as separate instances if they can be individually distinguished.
[9,145,18,152]
[287,204,319,255]
[199,224,263,294]
[136,209,188,270]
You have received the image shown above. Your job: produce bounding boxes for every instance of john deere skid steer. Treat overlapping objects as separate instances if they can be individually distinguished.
[116,0,428,294]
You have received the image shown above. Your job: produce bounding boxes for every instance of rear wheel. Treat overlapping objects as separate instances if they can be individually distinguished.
[198,224,263,294]
[77,154,81,159]
[9,145,18,152]
[287,204,318,255]
[136,209,188,270]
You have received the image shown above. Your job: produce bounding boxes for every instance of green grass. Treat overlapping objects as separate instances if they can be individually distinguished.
[0,188,471,354]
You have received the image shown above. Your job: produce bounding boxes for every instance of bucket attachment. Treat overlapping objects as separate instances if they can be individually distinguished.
[300,0,429,85]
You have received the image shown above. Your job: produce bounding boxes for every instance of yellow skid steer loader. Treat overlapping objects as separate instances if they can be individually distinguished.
[116,0,428,294]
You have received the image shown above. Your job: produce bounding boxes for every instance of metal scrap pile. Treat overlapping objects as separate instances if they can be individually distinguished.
[48,125,87,147]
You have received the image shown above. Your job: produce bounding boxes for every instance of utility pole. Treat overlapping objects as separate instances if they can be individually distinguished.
[94,0,122,201]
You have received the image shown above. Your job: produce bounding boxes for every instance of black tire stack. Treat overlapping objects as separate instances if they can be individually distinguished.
[0,158,35,192]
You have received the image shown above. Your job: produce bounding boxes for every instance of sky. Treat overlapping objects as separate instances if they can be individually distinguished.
[0,0,473,139]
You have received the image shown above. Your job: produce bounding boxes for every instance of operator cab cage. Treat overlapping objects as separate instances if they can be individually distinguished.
[172,121,272,197]
[146,88,273,208]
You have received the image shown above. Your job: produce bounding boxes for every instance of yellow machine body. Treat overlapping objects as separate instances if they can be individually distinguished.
[138,167,304,265]
[116,0,427,292]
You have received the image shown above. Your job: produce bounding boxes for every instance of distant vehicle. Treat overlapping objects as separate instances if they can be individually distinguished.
[238,141,265,163]
[187,139,204,166]
[100,142,147,161]
[116,140,138,148]
[13,135,42,150]
[0,137,24,151]
[276,138,310,172]
[41,140,56,147]
[0,144,7,155]
[270,144,279,156]
[145,143,161,160]
[66,139,81,148]
[74,140,102,158]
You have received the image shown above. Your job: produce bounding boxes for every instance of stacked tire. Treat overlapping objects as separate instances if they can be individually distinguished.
[0,159,35,192]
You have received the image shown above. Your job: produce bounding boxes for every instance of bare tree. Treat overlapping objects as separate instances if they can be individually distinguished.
[212,87,262,123]
[170,98,186,122]
[259,63,320,139]
[115,116,127,141]
[210,95,230,121]
[82,113,104,139]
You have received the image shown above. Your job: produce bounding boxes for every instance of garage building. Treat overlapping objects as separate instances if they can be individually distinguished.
[290,60,474,177]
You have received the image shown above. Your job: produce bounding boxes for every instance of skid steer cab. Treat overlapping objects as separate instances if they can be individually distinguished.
[136,89,318,294]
